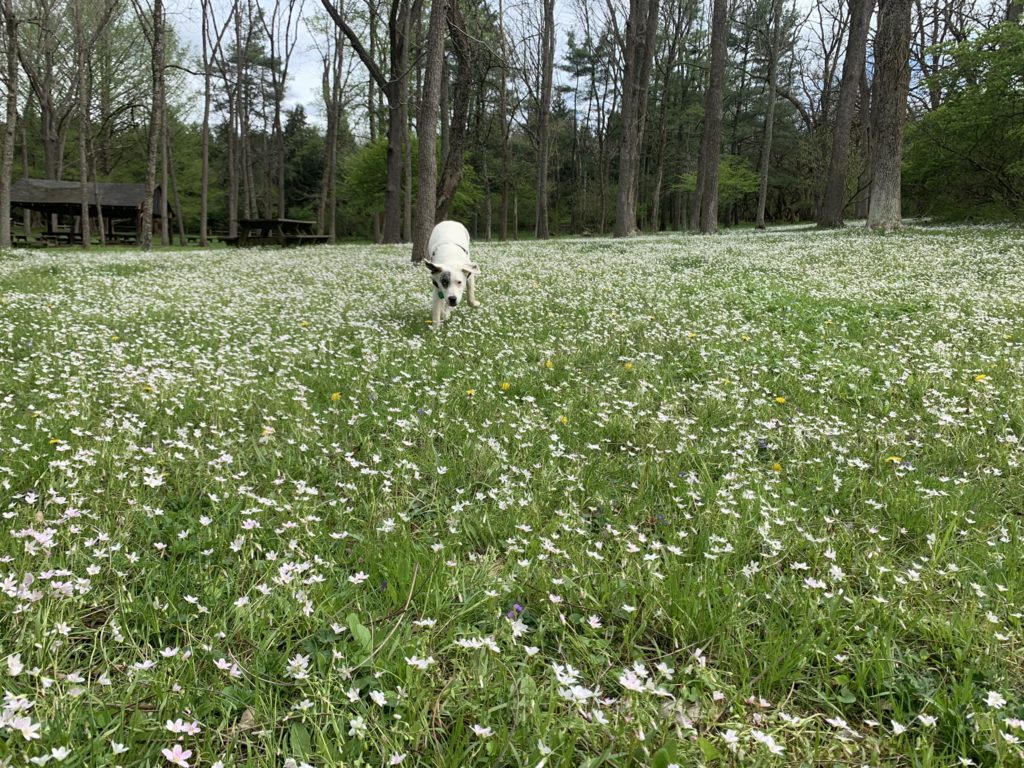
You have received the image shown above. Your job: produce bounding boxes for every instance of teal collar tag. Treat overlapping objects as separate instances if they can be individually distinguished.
[437,290,444,299]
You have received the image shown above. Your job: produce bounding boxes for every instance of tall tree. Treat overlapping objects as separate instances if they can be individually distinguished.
[613,0,661,236]
[138,0,164,250]
[315,19,346,242]
[70,0,118,248]
[817,0,873,228]
[260,0,303,218]
[867,0,911,230]
[435,0,474,222]
[411,0,448,262]
[498,0,509,238]
[199,0,231,246]
[693,0,728,234]
[535,0,555,239]
[647,0,693,233]
[756,0,785,229]
[73,0,90,248]
[0,0,17,249]
[18,0,77,237]
[321,0,421,243]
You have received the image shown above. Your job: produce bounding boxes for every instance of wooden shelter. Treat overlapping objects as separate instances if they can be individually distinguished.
[9,178,172,244]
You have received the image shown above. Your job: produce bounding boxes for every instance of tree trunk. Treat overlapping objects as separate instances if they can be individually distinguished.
[867,0,911,232]
[410,0,448,262]
[0,0,17,249]
[20,91,30,235]
[614,0,661,237]
[91,145,106,246]
[167,124,187,246]
[695,0,728,234]
[75,0,90,249]
[817,0,873,228]
[318,25,342,241]
[141,0,164,250]
[498,0,509,240]
[404,109,413,241]
[756,0,783,230]
[17,0,62,232]
[161,107,170,245]
[436,0,473,221]
[260,0,300,220]
[228,0,243,235]
[855,64,872,219]
[649,3,690,232]
[534,0,555,239]
[384,0,412,242]
[200,0,212,246]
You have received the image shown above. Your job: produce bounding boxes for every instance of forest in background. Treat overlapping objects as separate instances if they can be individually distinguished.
[0,0,1022,249]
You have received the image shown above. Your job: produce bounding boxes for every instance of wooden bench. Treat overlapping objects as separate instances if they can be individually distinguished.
[282,234,330,247]
[40,230,83,246]
[109,230,138,245]
[234,218,325,247]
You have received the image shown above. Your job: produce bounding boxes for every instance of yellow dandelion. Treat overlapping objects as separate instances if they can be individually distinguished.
[466,388,476,397]
[500,382,511,391]
[545,359,554,370]
[774,396,786,404]
[623,361,634,371]
[885,456,903,463]
[974,374,988,382]
[559,415,568,425]
[330,392,342,402]
[48,438,63,445]
[110,335,120,342]
[299,321,310,327]
[771,463,782,472]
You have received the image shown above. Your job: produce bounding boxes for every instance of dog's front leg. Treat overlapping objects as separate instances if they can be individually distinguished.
[432,297,444,331]
[467,274,481,307]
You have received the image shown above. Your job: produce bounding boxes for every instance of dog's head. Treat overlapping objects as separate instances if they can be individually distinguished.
[425,260,479,307]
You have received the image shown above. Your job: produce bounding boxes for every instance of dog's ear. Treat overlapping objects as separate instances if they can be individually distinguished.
[462,262,480,276]
[424,260,444,274]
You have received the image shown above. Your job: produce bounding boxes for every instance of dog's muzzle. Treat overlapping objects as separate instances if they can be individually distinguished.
[447,296,458,307]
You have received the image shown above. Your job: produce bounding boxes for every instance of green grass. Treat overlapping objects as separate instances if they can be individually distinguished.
[1,225,1023,766]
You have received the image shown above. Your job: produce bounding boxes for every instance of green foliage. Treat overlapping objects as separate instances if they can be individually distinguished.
[904,22,1024,220]
[284,107,327,219]
[674,154,761,207]
[341,139,392,221]
[341,136,483,224]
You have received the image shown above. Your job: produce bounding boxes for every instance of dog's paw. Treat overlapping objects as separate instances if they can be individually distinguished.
[469,299,481,308]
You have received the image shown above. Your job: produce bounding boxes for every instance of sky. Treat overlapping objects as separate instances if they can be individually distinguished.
[169,0,338,128]
[168,0,579,135]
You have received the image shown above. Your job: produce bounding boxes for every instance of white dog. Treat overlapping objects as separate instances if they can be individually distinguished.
[424,220,480,330]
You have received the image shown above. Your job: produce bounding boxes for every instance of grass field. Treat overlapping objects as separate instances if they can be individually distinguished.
[1,226,1023,767]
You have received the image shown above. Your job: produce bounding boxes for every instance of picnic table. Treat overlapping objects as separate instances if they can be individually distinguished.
[233,218,329,247]
[40,228,83,246]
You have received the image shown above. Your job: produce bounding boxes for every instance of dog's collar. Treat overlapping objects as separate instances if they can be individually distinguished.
[430,241,469,259]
